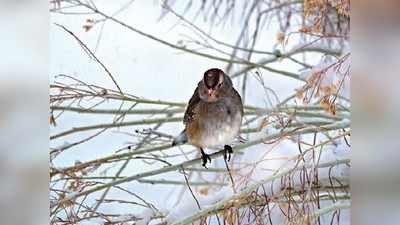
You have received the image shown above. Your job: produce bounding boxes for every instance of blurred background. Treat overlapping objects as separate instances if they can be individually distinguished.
[0,0,48,225]
[352,0,400,224]
[0,0,399,225]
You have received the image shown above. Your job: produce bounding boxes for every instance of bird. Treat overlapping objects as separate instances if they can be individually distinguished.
[172,68,243,168]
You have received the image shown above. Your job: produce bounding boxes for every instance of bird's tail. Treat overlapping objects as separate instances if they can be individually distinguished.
[172,130,188,146]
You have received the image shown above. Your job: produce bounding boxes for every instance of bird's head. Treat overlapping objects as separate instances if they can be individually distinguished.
[199,68,232,102]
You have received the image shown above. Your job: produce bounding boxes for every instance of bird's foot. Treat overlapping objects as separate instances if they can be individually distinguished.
[200,148,211,168]
[223,145,233,161]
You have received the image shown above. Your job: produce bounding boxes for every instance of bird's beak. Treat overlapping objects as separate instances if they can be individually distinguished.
[205,89,217,102]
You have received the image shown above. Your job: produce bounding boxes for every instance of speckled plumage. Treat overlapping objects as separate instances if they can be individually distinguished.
[185,86,243,148]
[175,68,243,150]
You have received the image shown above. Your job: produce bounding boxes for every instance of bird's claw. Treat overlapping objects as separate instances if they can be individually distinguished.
[223,145,233,161]
[200,148,211,168]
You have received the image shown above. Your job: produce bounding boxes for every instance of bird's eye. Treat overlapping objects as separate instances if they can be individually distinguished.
[217,83,222,88]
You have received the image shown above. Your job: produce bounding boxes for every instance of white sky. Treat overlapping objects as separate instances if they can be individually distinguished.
[50,0,303,165]
[49,1,349,223]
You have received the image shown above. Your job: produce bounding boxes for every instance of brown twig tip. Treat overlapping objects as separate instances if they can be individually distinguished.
[54,23,123,94]
[50,1,350,224]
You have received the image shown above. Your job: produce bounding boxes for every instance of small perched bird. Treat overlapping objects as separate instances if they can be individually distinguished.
[172,68,243,167]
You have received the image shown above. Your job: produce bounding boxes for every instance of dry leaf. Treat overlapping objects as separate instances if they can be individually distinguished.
[49,114,57,126]
[299,27,312,33]
[276,31,285,43]
[258,117,269,131]
[83,24,93,32]
[199,187,209,196]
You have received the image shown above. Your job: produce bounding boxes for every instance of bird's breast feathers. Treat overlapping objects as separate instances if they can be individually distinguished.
[186,99,242,148]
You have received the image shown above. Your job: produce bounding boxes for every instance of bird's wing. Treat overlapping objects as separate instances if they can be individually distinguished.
[184,86,201,124]
[232,87,244,115]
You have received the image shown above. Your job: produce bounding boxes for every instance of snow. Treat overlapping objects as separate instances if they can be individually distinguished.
[164,127,350,224]
[136,209,155,225]
[51,1,350,224]
[165,186,234,223]
[76,218,104,225]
